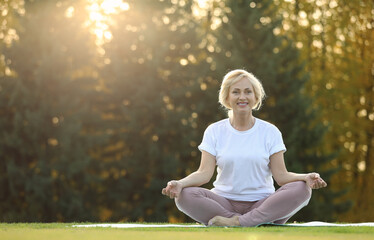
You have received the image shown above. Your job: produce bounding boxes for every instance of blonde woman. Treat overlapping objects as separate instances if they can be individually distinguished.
[162,69,327,227]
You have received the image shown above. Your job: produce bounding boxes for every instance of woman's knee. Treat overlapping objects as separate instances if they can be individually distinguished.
[175,187,199,207]
[288,181,312,202]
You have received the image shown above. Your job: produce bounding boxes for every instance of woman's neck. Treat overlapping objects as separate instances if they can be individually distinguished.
[230,113,255,131]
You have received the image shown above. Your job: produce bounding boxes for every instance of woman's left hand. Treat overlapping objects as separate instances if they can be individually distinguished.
[305,173,327,189]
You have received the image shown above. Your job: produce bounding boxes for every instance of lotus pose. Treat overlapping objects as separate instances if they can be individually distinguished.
[162,69,327,227]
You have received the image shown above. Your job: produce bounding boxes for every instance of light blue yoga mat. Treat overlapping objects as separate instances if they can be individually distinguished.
[74,221,374,228]
[258,221,374,227]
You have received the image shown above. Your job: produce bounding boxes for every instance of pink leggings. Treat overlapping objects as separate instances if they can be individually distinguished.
[175,181,311,227]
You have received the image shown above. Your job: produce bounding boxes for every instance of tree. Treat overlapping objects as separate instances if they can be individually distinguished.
[94,0,212,222]
[277,0,373,221]
[0,0,101,221]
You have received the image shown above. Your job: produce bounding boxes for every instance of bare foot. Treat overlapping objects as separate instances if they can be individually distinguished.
[208,216,240,227]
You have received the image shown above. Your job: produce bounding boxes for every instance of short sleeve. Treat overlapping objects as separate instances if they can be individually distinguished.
[198,124,217,156]
[268,126,287,156]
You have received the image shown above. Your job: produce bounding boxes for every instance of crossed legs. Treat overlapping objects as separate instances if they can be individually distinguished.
[175,181,312,227]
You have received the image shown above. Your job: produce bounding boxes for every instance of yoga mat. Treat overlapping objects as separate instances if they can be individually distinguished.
[73,221,374,228]
[258,221,374,227]
[74,223,205,228]
[289,221,374,227]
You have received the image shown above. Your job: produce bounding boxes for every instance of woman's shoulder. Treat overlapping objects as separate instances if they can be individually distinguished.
[205,118,229,132]
[255,118,281,133]
[211,118,229,126]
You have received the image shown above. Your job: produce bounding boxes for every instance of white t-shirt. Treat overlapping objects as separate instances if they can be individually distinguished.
[198,118,286,201]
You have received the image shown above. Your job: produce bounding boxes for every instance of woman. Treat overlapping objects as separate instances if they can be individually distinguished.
[161,69,327,227]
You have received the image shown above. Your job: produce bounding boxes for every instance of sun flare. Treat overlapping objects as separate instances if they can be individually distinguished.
[85,0,130,46]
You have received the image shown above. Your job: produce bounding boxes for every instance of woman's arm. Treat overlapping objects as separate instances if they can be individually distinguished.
[162,150,216,199]
[270,151,327,189]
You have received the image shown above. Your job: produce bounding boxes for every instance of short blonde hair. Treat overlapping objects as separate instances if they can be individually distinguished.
[219,69,266,113]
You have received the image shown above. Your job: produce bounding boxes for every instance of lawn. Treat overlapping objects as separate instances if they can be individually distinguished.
[1,223,373,240]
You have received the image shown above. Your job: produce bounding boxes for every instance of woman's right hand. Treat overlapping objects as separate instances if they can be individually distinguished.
[161,180,183,199]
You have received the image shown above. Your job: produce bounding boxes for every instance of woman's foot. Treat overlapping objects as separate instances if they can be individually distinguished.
[208,216,240,227]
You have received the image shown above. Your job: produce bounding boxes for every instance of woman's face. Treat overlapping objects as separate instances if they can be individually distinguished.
[227,78,257,114]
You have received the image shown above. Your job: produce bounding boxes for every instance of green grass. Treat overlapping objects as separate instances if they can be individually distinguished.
[1,223,373,240]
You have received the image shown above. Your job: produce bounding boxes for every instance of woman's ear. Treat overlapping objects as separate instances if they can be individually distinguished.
[255,93,259,103]
[225,97,231,108]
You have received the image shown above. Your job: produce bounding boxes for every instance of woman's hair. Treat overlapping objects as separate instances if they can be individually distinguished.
[218,69,266,115]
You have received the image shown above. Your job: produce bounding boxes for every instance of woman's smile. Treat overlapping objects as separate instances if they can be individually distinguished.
[237,102,249,107]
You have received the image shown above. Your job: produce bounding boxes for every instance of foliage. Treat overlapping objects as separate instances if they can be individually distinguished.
[92,0,212,222]
[0,0,103,221]
[276,0,374,221]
